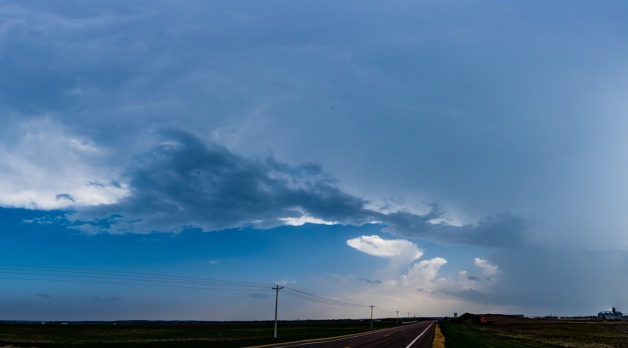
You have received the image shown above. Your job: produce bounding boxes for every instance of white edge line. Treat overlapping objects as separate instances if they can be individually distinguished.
[405,321,435,348]
[275,324,413,347]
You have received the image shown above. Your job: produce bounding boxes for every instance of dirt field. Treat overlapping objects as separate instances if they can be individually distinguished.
[441,313,628,347]
[0,320,396,347]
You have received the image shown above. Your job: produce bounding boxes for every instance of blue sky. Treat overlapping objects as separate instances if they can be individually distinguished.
[1,0,628,320]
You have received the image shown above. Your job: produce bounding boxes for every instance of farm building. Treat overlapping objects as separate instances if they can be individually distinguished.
[598,307,623,320]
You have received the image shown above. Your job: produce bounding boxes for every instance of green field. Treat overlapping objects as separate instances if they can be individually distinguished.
[0,320,397,347]
[440,314,628,348]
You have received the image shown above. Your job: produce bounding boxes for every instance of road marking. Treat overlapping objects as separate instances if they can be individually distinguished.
[270,326,405,347]
[405,321,434,348]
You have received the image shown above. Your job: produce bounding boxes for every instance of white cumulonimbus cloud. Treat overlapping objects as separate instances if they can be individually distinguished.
[346,235,423,263]
[404,257,448,292]
[345,233,500,297]
[458,257,499,292]
[474,257,499,278]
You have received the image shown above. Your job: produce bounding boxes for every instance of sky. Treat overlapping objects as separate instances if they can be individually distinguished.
[1,0,628,321]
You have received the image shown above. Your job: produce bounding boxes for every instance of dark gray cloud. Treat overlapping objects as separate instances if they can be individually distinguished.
[379,211,528,248]
[70,129,372,233]
[358,278,382,284]
[68,129,527,249]
[55,194,75,203]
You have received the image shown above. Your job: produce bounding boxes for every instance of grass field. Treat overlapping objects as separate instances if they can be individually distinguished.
[0,320,397,347]
[440,314,628,348]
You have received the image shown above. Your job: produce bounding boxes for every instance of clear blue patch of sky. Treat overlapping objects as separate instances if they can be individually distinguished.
[1,208,389,282]
[1,207,489,280]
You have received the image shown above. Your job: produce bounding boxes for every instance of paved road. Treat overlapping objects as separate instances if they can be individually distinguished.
[268,321,436,348]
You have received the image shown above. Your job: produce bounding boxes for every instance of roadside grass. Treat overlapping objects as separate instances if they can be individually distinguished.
[0,321,398,347]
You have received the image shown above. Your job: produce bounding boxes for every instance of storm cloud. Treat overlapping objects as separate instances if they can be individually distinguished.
[69,129,372,233]
[68,129,527,250]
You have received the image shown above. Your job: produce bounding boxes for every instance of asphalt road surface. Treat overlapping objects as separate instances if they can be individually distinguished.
[268,321,436,348]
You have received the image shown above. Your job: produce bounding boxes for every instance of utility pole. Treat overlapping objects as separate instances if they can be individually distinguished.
[369,305,375,330]
[273,285,284,338]
[408,312,410,318]
[396,311,399,326]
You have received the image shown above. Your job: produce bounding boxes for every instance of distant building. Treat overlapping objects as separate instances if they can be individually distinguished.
[598,307,623,320]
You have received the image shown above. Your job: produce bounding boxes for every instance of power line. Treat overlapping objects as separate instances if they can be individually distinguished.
[374,305,397,314]
[0,276,269,291]
[1,264,393,321]
[0,264,273,290]
[283,291,363,308]
[283,287,368,309]
[0,270,270,289]
[0,264,272,285]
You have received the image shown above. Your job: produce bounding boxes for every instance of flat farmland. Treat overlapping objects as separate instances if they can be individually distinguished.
[0,320,398,348]
[440,314,628,347]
